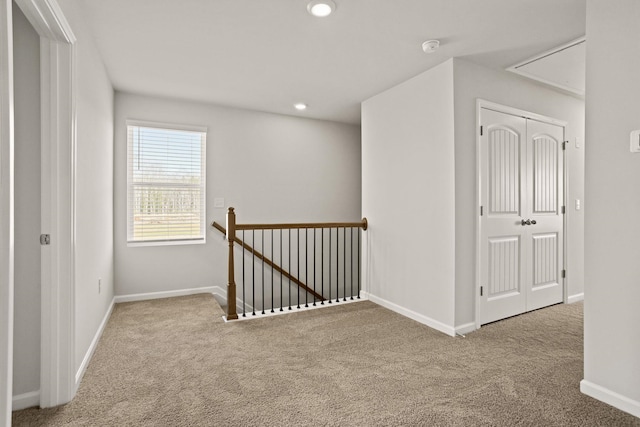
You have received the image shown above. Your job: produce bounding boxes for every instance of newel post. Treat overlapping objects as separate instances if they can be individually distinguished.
[226,207,238,320]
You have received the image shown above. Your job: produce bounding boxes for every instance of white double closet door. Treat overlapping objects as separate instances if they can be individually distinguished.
[479,108,564,325]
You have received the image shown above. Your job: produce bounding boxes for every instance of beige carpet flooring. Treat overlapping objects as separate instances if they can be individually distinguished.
[12,294,640,426]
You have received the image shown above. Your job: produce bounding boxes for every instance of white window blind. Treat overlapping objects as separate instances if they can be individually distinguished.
[127,121,207,245]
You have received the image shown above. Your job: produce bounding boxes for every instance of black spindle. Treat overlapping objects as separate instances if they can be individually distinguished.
[280,229,283,312]
[328,227,332,304]
[242,230,246,317]
[343,227,346,301]
[297,229,300,309]
[288,229,292,310]
[262,231,265,315]
[358,227,361,299]
[252,230,256,315]
[305,228,309,308]
[335,227,339,303]
[321,228,325,305]
[313,229,317,306]
[271,229,274,313]
[351,227,354,300]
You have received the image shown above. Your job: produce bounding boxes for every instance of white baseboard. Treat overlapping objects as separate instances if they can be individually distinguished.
[362,292,456,337]
[454,322,477,336]
[581,380,640,418]
[568,292,584,304]
[75,298,115,387]
[12,390,40,411]
[114,286,218,303]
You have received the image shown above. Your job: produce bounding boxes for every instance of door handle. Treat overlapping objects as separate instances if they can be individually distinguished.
[521,219,531,226]
[530,220,537,225]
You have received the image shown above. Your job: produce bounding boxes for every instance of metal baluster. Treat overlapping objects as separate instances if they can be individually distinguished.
[313,229,317,306]
[305,228,309,308]
[328,227,332,304]
[297,229,301,309]
[335,227,339,303]
[280,229,283,312]
[351,227,354,300]
[288,229,292,310]
[242,230,246,317]
[271,229,274,313]
[252,230,256,315]
[358,227,361,299]
[343,226,346,301]
[262,230,265,315]
[321,228,325,305]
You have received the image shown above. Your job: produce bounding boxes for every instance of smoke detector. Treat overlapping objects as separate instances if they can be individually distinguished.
[422,40,440,54]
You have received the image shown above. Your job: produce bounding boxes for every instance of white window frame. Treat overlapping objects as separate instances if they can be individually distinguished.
[126,120,207,247]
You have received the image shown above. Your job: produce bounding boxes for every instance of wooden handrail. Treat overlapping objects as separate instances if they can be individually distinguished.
[212,221,324,301]
[234,219,367,231]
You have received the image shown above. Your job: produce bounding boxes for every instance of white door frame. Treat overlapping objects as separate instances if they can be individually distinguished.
[475,99,568,330]
[15,0,77,408]
[0,0,15,423]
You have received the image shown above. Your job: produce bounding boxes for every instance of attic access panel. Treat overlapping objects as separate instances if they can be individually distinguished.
[507,38,585,96]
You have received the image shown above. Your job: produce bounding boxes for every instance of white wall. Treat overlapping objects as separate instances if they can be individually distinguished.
[582,0,640,417]
[12,3,40,399]
[452,58,585,327]
[114,92,361,297]
[57,0,115,379]
[362,60,457,334]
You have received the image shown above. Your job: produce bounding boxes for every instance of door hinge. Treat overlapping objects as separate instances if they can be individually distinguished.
[40,234,50,245]
[561,206,566,214]
[480,286,483,296]
[480,206,483,216]
[561,269,566,279]
[480,125,483,136]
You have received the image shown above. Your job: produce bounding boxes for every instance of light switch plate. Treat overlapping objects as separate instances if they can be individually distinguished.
[630,130,640,153]
[575,136,581,149]
[575,199,581,211]
[214,197,225,208]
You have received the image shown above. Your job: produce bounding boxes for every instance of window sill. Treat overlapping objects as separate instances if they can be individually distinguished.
[127,238,206,248]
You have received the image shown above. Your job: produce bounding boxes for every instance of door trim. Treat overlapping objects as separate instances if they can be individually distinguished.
[0,0,15,423]
[16,0,77,408]
[475,99,568,330]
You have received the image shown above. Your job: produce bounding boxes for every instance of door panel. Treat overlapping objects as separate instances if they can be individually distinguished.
[480,110,527,324]
[532,136,558,214]
[488,236,521,297]
[489,128,521,215]
[480,109,564,325]
[526,119,564,311]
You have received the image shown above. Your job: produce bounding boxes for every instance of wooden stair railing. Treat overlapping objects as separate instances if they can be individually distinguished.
[211,221,324,301]
[215,207,368,320]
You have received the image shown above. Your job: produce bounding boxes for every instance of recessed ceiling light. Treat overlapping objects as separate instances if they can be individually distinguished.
[294,103,308,111]
[307,0,336,17]
[422,40,440,54]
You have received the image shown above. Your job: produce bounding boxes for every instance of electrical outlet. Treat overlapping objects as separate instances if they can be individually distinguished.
[98,278,102,294]
[214,197,225,208]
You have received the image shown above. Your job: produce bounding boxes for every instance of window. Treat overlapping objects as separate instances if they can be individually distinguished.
[127,121,207,245]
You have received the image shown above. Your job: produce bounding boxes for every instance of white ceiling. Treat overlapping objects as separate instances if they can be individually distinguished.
[74,0,586,124]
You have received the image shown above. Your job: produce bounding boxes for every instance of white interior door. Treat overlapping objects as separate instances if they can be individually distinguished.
[526,119,564,311]
[479,108,564,325]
